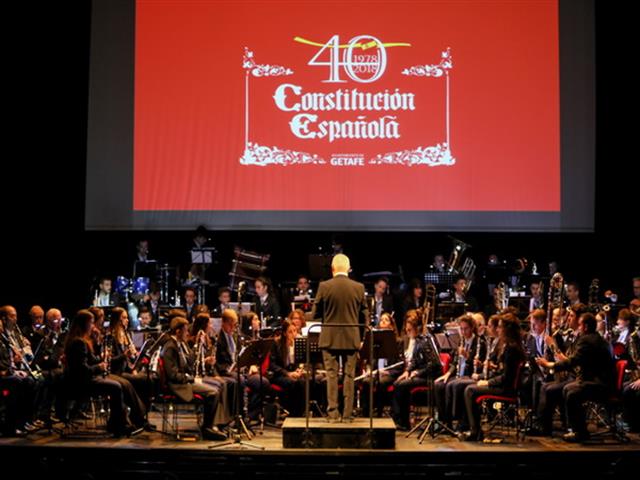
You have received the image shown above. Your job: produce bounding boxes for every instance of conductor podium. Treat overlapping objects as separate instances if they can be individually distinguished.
[282,417,396,449]
[282,327,397,449]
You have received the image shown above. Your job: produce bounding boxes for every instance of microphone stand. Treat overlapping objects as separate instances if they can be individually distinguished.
[210,284,264,450]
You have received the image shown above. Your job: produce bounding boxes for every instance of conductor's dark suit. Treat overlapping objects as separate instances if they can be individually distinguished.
[312,273,369,420]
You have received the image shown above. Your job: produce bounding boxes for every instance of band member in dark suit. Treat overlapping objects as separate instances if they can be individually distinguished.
[312,254,369,422]
[215,309,270,419]
[434,314,486,431]
[399,279,423,332]
[533,303,586,436]
[92,277,122,307]
[183,287,198,322]
[391,313,442,430]
[161,316,226,440]
[0,314,39,436]
[536,313,615,442]
[462,313,525,441]
[622,328,640,432]
[211,287,232,317]
[370,277,394,327]
[522,309,555,409]
[254,277,281,328]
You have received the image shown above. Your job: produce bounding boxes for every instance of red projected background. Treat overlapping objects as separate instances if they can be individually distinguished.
[134,0,560,212]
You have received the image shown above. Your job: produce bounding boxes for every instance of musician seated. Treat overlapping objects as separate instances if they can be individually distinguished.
[0,312,39,436]
[215,309,270,421]
[623,378,640,433]
[360,312,403,417]
[161,316,226,440]
[189,312,231,426]
[254,276,281,328]
[462,313,525,441]
[59,309,138,437]
[268,320,306,416]
[391,312,441,431]
[211,287,231,317]
[622,328,640,432]
[522,309,554,410]
[108,307,153,418]
[435,314,485,432]
[22,305,45,349]
[93,277,122,307]
[536,312,615,442]
[532,303,586,436]
[371,277,394,327]
[288,309,306,337]
[472,314,501,382]
[31,308,66,425]
[612,308,635,358]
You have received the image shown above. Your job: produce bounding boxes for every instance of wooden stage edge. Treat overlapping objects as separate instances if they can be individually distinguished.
[1,415,638,477]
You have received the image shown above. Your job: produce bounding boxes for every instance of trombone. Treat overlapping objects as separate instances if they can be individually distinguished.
[422,283,437,335]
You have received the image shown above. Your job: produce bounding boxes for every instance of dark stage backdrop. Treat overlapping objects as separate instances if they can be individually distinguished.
[1,1,637,318]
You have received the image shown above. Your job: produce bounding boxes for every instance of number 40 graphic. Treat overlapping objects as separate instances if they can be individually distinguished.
[306,35,387,83]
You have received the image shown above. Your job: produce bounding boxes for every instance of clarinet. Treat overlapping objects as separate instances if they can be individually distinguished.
[102,334,112,377]
[482,337,496,379]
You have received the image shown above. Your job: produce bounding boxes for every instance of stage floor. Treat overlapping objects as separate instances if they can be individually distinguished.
[1,412,638,478]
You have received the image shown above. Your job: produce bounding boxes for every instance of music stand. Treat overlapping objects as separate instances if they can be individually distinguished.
[294,334,324,418]
[209,335,267,450]
[245,338,275,432]
[358,329,399,422]
[406,333,459,442]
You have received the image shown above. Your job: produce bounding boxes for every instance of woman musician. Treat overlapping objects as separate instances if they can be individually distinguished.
[462,313,525,441]
[60,310,145,436]
[391,310,442,431]
[359,312,404,417]
[268,319,307,416]
[107,307,151,424]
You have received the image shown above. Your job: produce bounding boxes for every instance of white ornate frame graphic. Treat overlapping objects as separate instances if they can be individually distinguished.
[240,46,455,167]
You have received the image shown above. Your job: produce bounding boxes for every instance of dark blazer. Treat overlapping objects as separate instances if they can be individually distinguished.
[312,274,369,351]
[447,335,486,378]
[160,337,195,402]
[524,332,554,380]
[554,332,615,387]
[487,343,525,392]
[255,294,281,327]
[64,338,103,385]
[407,335,442,379]
[214,330,236,377]
[0,335,13,374]
[269,341,296,380]
[370,294,394,324]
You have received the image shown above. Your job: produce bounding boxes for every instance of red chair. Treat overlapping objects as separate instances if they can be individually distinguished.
[156,358,204,440]
[405,352,453,421]
[589,359,630,443]
[474,361,525,440]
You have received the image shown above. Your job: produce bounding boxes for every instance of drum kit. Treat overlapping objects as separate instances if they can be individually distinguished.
[114,276,152,328]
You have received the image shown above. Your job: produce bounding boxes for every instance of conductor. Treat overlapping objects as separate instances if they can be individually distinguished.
[312,254,369,423]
